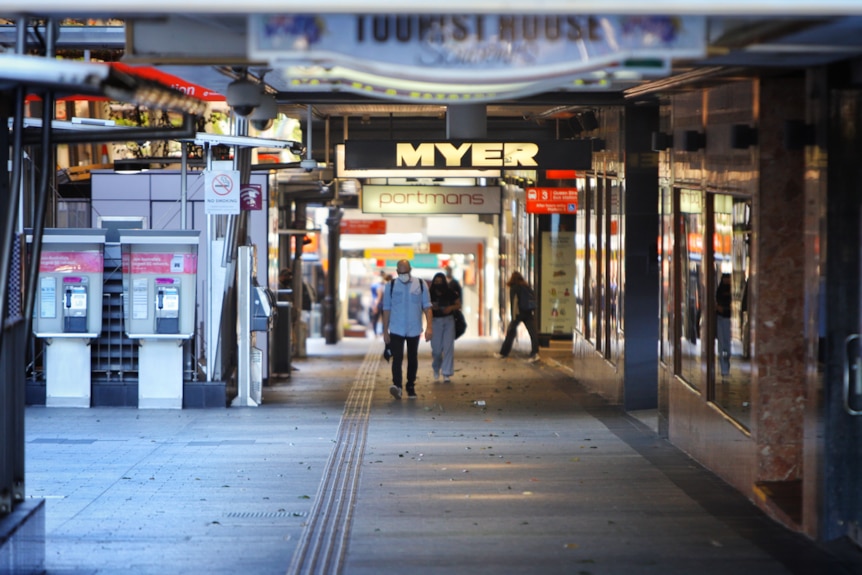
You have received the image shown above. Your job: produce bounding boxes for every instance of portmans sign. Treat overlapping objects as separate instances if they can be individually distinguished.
[344,139,592,170]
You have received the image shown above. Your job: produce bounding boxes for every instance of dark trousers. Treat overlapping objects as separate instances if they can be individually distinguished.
[389,333,420,391]
[499,311,539,357]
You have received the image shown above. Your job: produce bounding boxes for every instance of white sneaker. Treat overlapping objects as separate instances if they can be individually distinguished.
[527,355,541,363]
[493,352,507,359]
[389,385,402,399]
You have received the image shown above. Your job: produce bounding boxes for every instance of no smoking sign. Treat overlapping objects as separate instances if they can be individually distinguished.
[204,170,241,214]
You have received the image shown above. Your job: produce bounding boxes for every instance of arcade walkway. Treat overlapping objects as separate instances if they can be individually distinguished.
[23,337,862,574]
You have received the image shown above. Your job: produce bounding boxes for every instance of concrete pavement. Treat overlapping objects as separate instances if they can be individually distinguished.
[22,336,862,574]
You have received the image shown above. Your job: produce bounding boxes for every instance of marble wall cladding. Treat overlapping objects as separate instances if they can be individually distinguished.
[578,76,811,528]
[655,77,810,514]
[671,91,705,185]
[667,376,756,496]
[571,336,624,404]
[705,82,758,193]
[754,76,807,482]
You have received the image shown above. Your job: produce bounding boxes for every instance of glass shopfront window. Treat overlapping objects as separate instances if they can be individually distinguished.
[711,194,752,428]
[678,188,703,391]
[589,176,603,350]
[606,179,623,364]
[574,178,587,335]
[659,187,673,363]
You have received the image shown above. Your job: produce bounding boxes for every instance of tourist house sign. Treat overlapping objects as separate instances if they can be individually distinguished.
[249,14,706,101]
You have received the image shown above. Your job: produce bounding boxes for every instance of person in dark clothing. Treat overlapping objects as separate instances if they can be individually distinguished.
[429,272,461,383]
[496,271,540,362]
[278,267,315,312]
[715,272,732,377]
[369,271,386,336]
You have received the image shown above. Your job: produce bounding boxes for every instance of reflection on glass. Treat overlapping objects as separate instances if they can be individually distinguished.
[660,187,673,362]
[679,189,703,391]
[712,195,752,428]
[607,180,622,364]
[592,177,604,351]
[575,180,587,334]
[587,177,600,344]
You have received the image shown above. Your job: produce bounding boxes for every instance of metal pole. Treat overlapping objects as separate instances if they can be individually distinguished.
[323,206,342,344]
[180,142,188,230]
[206,144,215,382]
[23,19,57,335]
[0,20,28,350]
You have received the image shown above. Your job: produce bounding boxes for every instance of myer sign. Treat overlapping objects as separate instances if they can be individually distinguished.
[362,185,501,215]
[345,140,592,170]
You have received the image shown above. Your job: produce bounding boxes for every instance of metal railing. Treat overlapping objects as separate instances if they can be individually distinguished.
[1,318,27,519]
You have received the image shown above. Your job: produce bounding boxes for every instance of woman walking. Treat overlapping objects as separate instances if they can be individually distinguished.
[429,272,461,383]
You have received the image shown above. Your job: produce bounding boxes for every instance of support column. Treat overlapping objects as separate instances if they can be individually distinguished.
[447,105,487,139]
[754,77,806,486]
[623,103,660,410]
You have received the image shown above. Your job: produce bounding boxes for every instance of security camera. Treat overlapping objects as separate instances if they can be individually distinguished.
[226,78,261,118]
[300,158,318,172]
[249,92,277,131]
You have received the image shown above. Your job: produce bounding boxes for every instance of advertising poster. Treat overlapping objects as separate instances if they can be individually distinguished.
[540,232,576,335]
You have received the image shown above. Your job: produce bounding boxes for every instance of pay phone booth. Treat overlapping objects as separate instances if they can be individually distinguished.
[120,230,200,409]
[30,229,107,407]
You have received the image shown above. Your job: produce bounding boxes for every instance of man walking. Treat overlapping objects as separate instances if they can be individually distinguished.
[382,259,433,399]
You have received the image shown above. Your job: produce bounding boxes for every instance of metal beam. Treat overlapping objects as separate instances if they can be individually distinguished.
[0,24,125,49]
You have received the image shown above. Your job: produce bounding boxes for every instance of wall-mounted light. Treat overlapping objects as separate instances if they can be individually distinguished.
[682,130,706,152]
[579,110,599,132]
[730,124,758,149]
[651,131,673,151]
[783,120,815,150]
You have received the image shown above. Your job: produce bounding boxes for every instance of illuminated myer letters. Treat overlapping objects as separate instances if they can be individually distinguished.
[396,142,539,168]
[343,139,593,171]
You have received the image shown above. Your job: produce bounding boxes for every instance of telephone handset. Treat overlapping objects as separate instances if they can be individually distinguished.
[63,277,88,333]
[155,278,180,334]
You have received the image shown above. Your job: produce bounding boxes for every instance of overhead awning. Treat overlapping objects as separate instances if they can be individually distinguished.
[19,59,223,105]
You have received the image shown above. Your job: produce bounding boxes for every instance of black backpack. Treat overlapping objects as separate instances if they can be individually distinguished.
[518,285,537,313]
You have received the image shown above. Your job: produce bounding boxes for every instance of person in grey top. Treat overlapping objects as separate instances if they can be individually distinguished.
[382,259,433,399]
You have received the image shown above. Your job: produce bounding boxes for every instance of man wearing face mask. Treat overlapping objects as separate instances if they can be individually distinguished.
[382,259,433,399]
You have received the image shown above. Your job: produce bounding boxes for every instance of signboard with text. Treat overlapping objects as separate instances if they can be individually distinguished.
[526,187,578,214]
[341,219,387,234]
[249,15,706,102]
[204,170,240,215]
[540,232,576,335]
[39,250,103,273]
[361,185,501,215]
[346,140,591,171]
[364,247,415,260]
